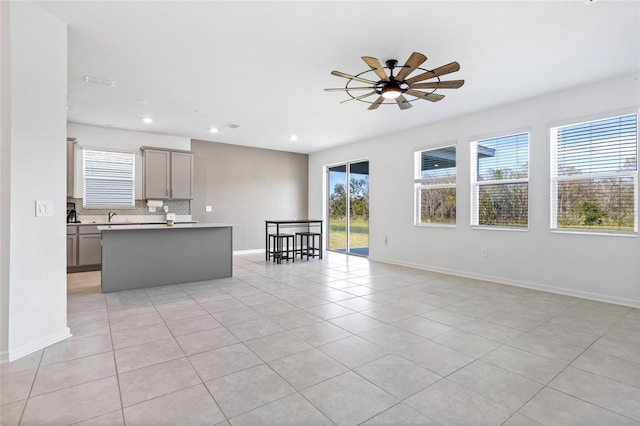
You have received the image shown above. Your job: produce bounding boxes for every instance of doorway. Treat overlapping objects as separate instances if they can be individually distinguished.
[327,160,369,256]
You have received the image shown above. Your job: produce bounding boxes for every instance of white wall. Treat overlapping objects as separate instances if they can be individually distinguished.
[0,0,11,360]
[6,2,70,361]
[309,74,640,307]
[67,123,190,199]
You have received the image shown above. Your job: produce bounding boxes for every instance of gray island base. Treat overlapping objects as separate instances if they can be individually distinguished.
[99,223,232,293]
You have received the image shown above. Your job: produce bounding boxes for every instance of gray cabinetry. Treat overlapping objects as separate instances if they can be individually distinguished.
[143,149,171,199]
[142,147,193,200]
[67,226,77,267]
[100,225,232,292]
[171,151,194,199]
[67,138,75,197]
[78,234,102,265]
[68,225,102,271]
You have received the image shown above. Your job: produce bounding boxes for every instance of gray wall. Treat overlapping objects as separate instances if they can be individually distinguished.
[192,140,308,251]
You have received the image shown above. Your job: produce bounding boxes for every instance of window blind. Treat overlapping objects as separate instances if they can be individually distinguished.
[471,133,529,227]
[476,133,529,181]
[83,149,135,208]
[418,146,457,184]
[555,115,637,176]
[551,114,637,233]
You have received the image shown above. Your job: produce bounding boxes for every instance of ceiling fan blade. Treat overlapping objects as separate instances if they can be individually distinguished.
[324,87,376,92]
[405,62,461,84]
[396,95,413,110]
[406,89,445,102]
[331,70,378,85]
[395,52,427,81]
[361,56,389,81]
[368,96,385,110]
[410,80,465,90]
[340,91,377,104]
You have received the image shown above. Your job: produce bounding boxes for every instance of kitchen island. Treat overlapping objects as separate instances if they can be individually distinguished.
[98,223,232,293]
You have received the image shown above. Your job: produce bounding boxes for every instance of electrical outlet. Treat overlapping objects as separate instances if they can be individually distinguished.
[163,206,169,213]
[481,248,488,257]
[148,206,156,213]
[205,205,212,213]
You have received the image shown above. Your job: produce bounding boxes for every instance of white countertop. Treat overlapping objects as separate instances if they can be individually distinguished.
[98,223,233,231]
[69,221,196,226]
[70,214,194,225]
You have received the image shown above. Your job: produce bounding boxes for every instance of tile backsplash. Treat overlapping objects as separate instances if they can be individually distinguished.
[67,198,191,216]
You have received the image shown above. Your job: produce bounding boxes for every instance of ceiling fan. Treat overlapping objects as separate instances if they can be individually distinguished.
[325,52,464,110]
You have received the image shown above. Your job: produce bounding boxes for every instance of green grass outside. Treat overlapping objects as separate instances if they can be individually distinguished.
[328,218,369,250]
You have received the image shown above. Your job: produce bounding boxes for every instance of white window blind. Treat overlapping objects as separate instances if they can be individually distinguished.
[471,133,529,228]
[551,114,637,233]
[83,149,135,208]
[414,145,456,225]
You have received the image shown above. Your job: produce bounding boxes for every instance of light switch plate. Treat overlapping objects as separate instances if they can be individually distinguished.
[35,200,53,217]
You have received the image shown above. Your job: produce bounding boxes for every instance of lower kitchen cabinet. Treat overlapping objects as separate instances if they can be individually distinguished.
[67,225,102,272]
[67,235,77,267]
[78,234,102,265]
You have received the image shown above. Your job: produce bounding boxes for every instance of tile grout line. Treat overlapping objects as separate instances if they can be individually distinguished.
[15,347,45,426]
[105,288,129,426]
[46,255,639,426]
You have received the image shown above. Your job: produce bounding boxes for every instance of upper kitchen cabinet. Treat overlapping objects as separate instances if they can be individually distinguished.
[142,148,170,199]
[67,138,76,197]
[170,151,194,199]
[142,147,194,199]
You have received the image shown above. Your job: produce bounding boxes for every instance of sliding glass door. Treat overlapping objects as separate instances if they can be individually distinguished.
[327,161,369,256]
[328,165,347,253]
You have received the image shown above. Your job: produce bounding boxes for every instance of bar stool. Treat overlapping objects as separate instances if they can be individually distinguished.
[268,233,295,264]
[296,231,322,260]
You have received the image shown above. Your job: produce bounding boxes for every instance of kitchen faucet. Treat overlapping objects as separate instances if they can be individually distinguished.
[108,211,116,222]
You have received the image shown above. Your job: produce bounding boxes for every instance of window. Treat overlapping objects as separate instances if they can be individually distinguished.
[83,149,135,208]
[551,114,637,234]
[415,145,457,225]
[471,133,529,228]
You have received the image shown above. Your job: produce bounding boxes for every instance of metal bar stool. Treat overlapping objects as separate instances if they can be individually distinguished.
[268,233,295,264]
[295,231,322,260]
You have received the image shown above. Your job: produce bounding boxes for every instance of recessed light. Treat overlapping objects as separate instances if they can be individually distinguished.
[209,127,219,134]
[290,134,298,142]
[142,117,153,124]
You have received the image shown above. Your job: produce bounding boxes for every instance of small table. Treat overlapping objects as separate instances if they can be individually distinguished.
[265,219,323,262]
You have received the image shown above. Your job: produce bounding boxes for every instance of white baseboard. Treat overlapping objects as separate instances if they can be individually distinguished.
[369,256,640,309]
[8,327,71,362]
[233,248,264,255]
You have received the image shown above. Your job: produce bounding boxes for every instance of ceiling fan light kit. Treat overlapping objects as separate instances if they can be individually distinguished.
[326,52,464,110]
[381,87,401,100]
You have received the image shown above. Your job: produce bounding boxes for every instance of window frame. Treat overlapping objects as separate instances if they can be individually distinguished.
[470,132,530,230]
[82,147,136,209]
[414,144,457,227]
[550,113,638,236]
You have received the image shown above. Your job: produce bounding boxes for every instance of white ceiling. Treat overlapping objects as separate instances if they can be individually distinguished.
[35,1,639,154]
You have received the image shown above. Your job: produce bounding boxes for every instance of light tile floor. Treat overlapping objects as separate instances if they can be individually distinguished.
[1,252,639,425]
